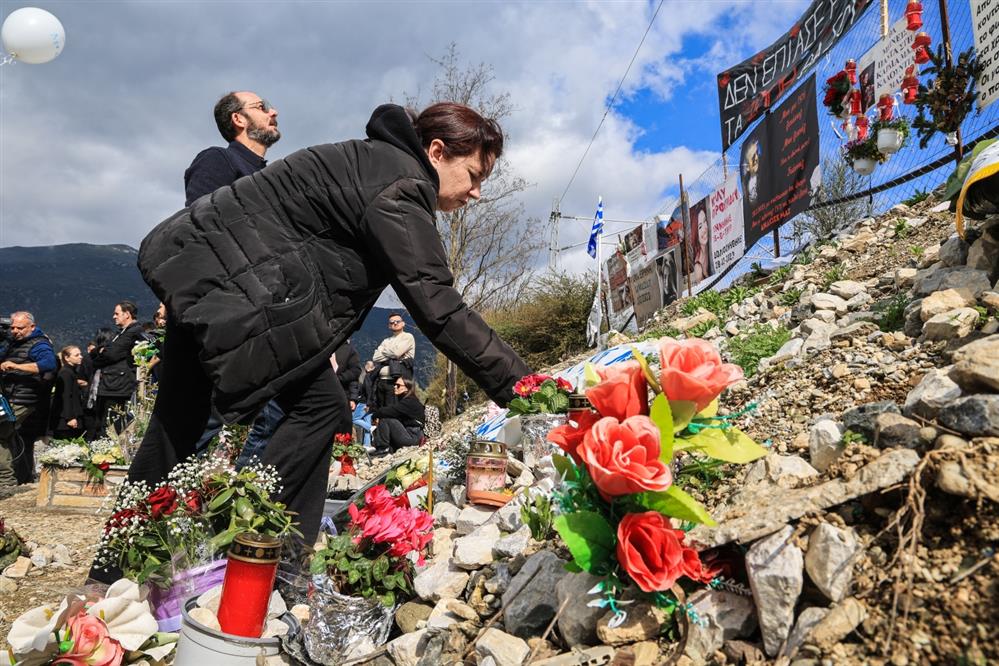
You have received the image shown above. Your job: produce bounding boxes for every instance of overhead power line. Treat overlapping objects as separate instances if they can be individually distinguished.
[556,0,666,206]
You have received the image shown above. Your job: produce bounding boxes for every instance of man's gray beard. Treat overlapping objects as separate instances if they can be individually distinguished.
[248,126,281,147]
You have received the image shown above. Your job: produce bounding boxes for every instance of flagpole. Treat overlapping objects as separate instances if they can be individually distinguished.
[596,196,604,351]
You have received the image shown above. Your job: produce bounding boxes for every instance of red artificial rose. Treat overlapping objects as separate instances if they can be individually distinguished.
[616,511,706,593]
[183,490,202,513]
[146,486,178,519]
[658,337,744,412]
[547,410,602,461]
[577,416,672,500]
[97,462,111,473]
[585,361,649,420]
[104,508,141,535]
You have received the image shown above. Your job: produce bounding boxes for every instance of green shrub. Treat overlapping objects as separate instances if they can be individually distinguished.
[680,290,727,319]
[874,292,909,332]
[687,320,717,338]
[902,189,930,206]
[637,325,682,342]
[822,265,847,290]
[894,219,911,238]
[726,324,791,377]
[779,288,803,307]
[767,265,792,287]
[520,492,555,541]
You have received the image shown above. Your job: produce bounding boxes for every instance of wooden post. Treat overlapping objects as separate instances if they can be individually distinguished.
[937,0,963,162]
[678,174,694,298]
[880,0,889,38]
[773,227,781,258]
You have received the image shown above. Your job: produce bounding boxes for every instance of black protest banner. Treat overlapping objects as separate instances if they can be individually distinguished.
[717,0,872,149]
[740,75,821,249]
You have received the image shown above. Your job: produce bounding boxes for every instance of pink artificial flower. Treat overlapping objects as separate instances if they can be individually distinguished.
[577,416,672,500]
[585,361,649,420]
[658,337,744,412]
[60,611,125,666]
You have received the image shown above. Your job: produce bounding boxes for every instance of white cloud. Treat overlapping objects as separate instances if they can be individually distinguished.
[0,0,806,273]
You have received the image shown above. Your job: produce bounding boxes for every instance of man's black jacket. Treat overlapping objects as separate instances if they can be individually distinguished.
[92,322,146,398]
[138,104,529,420]
[334,342,362,401]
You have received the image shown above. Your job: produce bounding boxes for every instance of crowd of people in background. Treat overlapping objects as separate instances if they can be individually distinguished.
[0,303,427,498]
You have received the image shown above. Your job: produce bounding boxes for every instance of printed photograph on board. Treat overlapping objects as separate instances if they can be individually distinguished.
[686,195,713,284]
[656,246,683,307]
[657,208,683,252]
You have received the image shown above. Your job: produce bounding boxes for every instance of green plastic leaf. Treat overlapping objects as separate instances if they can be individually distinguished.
[696,399,719,418]
[636,486,717,526]
[207,487,235,511]
[551,454,578,482]
[649,393,675,462]
[564,561,583,573]
[234,496,255,521]
[553,511,615,573]
[681,427,768,464]
[583,363,601,388]
[668,401,698,436]
[629,345,662,393]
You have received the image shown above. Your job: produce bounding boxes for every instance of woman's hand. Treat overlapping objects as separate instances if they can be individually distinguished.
[67,418,78,429]
[76,379,88,387]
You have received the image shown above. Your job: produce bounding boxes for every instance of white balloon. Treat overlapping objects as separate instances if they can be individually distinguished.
[1,7,65,64]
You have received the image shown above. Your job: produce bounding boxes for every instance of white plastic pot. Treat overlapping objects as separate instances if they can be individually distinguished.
[173,597,298,666]
[853,158,877,175]
[877,128,903,155]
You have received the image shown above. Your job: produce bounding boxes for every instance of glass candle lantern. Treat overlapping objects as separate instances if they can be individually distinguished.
[216,532,282,638]
[466,440,509,507]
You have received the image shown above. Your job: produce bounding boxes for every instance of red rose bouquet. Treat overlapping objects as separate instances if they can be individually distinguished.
[331,432,364,475]
[507,373,574,417]
[823,70,851,117]
[547,337,766,618]
[93,457,299,586]
[310,484,434,606]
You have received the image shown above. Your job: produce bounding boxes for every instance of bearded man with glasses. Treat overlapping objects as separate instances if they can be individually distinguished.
[184,91,281,206]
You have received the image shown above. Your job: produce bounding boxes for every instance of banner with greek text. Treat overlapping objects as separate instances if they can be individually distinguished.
[740,75,822,248]
[972,0,999,109]
[717,0,872,149]
[708,174,746,276]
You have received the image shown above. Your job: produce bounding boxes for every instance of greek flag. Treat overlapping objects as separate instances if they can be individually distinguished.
[587,197,603,258]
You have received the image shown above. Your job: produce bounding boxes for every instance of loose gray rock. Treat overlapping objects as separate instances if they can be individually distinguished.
[493,526,531,560]
[744,455,819,487]
[805,597,867,647]
[874,413,924,449]
[745,525,803,657]
[811,293,848,315]
[938,234,970,267]
[494,497,524,532]
[923,308,980,341]
[912,266,991,298]
[432,502,460,528]
[476,628,530,666]
[387,629,428,666]
[938,395,999,437]
[683,589,758,662]
[556,571,605,648]
[829,280,865,300]
[842,401,900,442]
[455,504,495,535]
[949,335,999,392]
[501,550,568,638]
[395,601,433,634]
[808,419,843,473]
[804,523,859,601]
[920,288,977,322]
[452,523,500,570]
[413,560,470,603]
[904,368,963,419]
[786,607,830,659]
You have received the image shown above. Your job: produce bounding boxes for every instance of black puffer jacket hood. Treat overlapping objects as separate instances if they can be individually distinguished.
[138,104,528,420]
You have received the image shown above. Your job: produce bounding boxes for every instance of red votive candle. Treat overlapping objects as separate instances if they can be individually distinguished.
[216,532,282,637]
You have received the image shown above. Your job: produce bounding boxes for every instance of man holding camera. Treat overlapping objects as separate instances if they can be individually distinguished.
[0,311,57,495]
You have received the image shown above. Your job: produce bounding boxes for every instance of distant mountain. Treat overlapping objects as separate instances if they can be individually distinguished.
[0,244,436,386]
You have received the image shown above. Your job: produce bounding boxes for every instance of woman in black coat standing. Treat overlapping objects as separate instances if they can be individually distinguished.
[50,346,86,440]
[371,378,424,455]
[116,102,532,554]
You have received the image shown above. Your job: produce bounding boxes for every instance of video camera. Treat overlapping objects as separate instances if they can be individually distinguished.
[0,316,10,345]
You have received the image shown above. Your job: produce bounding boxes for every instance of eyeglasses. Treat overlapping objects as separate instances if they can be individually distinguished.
[240,99,273,113]
[388,320,403,325]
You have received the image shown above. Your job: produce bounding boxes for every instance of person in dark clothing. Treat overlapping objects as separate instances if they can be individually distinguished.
[371,378,425,454]
[0,311,57,493]
[116,102,531,564]
[184,92,282,456]
[334,340,362,403]
[92,301,146,437]
[50,346,86,439]
[184,91,280,206]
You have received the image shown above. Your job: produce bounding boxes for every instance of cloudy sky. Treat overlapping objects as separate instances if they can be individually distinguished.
[0,0,807,279]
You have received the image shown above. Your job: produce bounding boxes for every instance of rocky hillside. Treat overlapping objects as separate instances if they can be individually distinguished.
[358,197,997,666]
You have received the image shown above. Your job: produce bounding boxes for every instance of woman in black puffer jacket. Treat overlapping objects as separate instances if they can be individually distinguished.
[123,102,530,548]
[371,377,425,455]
